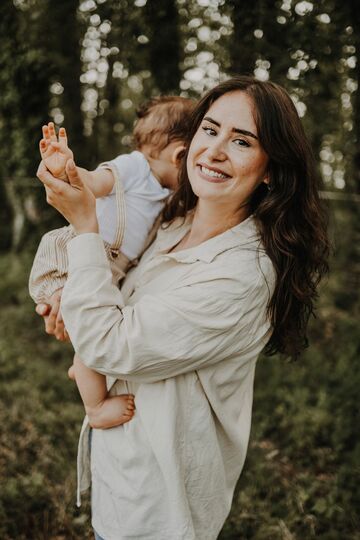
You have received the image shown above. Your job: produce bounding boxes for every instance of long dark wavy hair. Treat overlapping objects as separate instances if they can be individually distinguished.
[163,76,329,359]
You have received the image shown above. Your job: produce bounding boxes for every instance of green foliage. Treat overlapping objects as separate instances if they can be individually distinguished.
[0,251,92,539]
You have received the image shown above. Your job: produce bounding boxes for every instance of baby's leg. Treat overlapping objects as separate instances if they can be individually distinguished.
[73,353,135,429]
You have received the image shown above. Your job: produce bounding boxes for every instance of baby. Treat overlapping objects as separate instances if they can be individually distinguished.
[29,96,194,429]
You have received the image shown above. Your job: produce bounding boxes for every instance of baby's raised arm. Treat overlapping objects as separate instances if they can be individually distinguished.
[73,165,115,198]
[39,122,115,198]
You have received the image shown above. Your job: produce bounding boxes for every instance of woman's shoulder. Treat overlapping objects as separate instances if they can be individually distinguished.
[212,218,276,291]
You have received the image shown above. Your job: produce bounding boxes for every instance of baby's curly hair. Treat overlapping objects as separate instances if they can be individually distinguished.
[133,96,195,155]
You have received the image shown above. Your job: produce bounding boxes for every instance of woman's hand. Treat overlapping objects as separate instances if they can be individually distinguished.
[37,159,99,235]
[36,289,69,341]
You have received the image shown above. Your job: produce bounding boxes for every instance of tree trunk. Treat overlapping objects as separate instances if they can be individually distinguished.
[349,0,360,193]
[46,1,85,164]
[228,0,259,75]
[144,0,181,93]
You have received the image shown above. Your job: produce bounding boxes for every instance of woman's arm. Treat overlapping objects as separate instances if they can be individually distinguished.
[60,234,268,384]
[37,162,271,384]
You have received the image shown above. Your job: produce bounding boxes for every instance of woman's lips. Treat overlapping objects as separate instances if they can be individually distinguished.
[197,164,230,183]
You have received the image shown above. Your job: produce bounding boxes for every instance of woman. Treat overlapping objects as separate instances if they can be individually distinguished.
[37,76,329,540]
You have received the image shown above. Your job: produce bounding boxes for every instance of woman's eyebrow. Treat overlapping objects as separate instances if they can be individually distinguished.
[203,116,258,140]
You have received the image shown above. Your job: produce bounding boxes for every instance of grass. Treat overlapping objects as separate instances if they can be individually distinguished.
[0,251,92,539]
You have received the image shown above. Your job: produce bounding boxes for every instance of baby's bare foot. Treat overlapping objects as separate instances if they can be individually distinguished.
[114,393,136,422]
[86,394,136,429]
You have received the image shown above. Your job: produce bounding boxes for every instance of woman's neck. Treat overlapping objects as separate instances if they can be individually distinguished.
[175,200,250,251]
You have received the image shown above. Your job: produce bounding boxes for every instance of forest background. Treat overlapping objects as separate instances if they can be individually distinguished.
[0,0,359,538]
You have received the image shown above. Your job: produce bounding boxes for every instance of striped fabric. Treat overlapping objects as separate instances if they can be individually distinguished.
[29,170,130,304]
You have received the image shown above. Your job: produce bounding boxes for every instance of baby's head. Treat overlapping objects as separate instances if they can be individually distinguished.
[133,96,195,189]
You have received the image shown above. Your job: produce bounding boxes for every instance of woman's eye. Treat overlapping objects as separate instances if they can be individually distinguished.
[234,138,250,147]
[202,126,217,136]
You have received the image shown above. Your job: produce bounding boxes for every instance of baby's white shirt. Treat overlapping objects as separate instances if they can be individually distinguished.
[95,151,170,261]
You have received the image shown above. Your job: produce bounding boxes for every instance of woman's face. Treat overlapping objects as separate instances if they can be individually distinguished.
[187,90,269,211]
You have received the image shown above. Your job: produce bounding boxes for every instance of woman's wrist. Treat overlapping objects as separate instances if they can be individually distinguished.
[73,217,99,236]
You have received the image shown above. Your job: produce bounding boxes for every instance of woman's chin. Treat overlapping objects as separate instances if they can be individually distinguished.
[190,178,231,201]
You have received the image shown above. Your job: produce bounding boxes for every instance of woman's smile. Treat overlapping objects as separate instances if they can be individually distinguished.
[187,90,269,208]
[197,163,231,183]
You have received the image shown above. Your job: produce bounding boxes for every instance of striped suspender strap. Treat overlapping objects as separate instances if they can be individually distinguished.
[108,163,126,259]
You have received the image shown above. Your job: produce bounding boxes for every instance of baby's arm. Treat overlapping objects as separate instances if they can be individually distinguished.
[73,165,115,198]
[40,122,114,198]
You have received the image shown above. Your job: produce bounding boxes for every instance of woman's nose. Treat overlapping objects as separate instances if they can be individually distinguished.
[205,138,227,161]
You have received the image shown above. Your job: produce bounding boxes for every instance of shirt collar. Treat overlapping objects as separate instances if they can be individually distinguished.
[155,213,262,264]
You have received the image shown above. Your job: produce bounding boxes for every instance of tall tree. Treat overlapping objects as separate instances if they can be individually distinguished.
[143,0,181,93]
[227,0,259,75]
[347,0,360,194]
[0,0,54,249]
[46,1,86,164]
[82,0,154,163]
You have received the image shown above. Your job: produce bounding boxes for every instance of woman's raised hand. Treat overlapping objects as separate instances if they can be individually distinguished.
[37,159,99,235]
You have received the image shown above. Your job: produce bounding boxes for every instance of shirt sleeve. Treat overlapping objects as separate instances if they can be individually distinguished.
[61,234,268,384]
[28,225,76,304]
[98,151,149,193]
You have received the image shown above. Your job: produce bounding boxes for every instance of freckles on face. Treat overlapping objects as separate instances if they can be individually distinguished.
[186,91,269,205]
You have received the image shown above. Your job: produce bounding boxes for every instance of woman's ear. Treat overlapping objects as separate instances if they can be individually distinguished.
[263,172,270,187]
[171,145,186,167]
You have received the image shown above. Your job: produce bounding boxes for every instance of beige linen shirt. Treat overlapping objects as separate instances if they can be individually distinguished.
[61,214,275,540]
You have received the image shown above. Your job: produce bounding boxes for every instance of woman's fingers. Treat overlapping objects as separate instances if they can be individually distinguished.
[36,303,51,317]
[55,309,68,341]
[45,295,60,336]
[46,295,67,341]
[37,158,97,234]
[37,159,79,193]
[37,161,68,193]
[55,312,67,341]
[66,160,84,189]
[35,302,68,341]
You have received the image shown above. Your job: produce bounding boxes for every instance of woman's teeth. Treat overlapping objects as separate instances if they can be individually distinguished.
[201,166,228,179]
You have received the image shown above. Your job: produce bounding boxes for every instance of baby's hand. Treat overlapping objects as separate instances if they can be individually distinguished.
[39,122,73,181]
